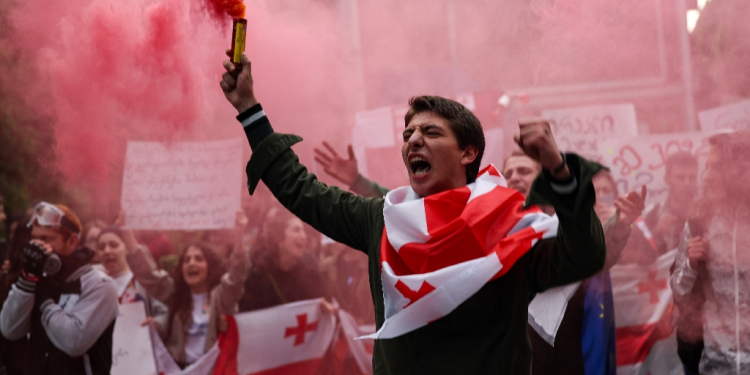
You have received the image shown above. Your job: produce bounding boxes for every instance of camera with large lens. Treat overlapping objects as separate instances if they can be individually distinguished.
[22,242,61,279]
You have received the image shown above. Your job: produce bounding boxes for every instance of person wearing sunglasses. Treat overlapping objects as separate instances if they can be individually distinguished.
[0,202,118,375]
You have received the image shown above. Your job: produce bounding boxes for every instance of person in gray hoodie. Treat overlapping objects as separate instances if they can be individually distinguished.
[0,202,118,375]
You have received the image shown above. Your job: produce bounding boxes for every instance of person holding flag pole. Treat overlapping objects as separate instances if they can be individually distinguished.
[219,53,607,375]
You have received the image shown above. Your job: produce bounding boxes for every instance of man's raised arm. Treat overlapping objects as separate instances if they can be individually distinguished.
[513,118,607,292]
[220,53,381,252]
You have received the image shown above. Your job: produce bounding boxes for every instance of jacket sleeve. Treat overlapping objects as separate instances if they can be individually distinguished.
[40,272,119,357]
[211,244,249,315]
[243,111,382,253]
[350,174,390,198]
[525,154,607,293]
[0,282,35,340]
[670,223,698,296]
[126,244,175,303]
[148,296,169,338]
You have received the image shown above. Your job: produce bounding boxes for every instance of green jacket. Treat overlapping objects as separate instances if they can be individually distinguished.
[246,131,605,375]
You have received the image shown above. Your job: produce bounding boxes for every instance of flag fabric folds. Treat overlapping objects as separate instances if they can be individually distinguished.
[151,325,221,375]
[364,165,559,340]
[213,299,337,375]
[611,249,683,375]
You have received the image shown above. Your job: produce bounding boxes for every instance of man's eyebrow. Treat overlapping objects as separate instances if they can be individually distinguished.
[404,124,442,132]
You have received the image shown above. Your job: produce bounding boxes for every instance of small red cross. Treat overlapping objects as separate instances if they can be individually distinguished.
[637,270,667,304]
[395,280,435,308]
[284,313,318,346]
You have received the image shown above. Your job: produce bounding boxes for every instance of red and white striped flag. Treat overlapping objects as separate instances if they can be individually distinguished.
[362,165,559,339]
[213,299,336,375]
[611,249,683,375]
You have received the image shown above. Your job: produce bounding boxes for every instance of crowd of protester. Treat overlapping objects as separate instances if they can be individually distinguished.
[0,125,748,374]
[0,192,373,374]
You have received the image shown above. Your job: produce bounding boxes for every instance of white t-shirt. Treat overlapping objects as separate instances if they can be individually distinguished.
[112,271,138,304]
[184,292,210,364]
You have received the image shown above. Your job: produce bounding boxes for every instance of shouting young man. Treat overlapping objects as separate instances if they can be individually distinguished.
[220,54,606,374]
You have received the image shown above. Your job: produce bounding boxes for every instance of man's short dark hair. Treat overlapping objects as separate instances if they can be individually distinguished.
[404,96,485,183]
[665,151,698,176]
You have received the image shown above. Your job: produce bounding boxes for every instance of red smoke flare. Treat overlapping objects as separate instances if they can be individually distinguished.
[205,0,245,21]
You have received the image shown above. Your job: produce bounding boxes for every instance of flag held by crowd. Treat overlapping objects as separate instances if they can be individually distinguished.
[611,249,683,375]
[213,299,336,375]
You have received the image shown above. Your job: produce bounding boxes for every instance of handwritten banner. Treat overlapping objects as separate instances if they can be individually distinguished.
[542,104,638,162]
[112,301,158,375]
[698,98,750,132]
[121,139,243,230]
[599,132,713,206]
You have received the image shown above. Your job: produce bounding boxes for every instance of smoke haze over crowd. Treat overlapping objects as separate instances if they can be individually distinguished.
[1,0,748,218]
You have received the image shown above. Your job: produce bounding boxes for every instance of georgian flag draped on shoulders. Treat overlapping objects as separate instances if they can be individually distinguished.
[361,165,559,339]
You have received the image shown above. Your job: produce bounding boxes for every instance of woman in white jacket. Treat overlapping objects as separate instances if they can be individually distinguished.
[670,131,750,375]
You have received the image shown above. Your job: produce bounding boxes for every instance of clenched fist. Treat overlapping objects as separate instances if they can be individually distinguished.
[515,117,570,179]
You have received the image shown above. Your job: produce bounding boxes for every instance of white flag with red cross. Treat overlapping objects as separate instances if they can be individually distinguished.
[362,165,559,340]
[611,248,684,375]
[213,299,336,375]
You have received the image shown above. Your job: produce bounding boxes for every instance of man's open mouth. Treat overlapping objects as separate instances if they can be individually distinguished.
[410,156,431,177]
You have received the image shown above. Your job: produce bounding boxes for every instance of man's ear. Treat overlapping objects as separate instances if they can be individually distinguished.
[461,145,479,166]
[66,233,80,251]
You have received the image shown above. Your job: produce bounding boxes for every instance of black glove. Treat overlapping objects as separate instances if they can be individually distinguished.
[22,242,49,281]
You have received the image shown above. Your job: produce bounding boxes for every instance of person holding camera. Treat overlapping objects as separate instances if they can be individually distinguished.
[0,202,118,375]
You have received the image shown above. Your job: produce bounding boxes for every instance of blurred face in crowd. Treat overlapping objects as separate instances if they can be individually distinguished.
[31,225,78,256]
[665,164,698,202]
[97,233,129,277]
[592,172,618,223]
[278,217,307,261]
[85,226,102,251]
[182,246,209,293]
[402,111,476,197]
[502,155,541,197]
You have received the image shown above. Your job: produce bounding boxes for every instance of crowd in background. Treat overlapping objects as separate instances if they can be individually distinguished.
[0,192,373,374]
[0,128,749,375]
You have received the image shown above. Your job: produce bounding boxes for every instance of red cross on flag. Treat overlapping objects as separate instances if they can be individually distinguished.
[611,248,684,375]
[213,299,336,375]
[362,165,559,339]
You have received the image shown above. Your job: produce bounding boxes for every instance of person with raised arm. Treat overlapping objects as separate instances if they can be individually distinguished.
[220,53,607,375]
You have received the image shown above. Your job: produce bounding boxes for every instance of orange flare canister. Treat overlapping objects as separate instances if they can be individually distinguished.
[231,18,247,73]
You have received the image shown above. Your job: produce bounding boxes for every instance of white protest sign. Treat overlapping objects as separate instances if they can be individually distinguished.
[599,132,713,206]
[698,98,750,132]
[111,301,158,375]
[542,104,638,162]
[121,139,243,230]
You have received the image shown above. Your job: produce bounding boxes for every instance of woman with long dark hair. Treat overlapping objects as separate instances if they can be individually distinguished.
[126,212,248,368]
[670,131,750,375]
[239,206,327,312]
